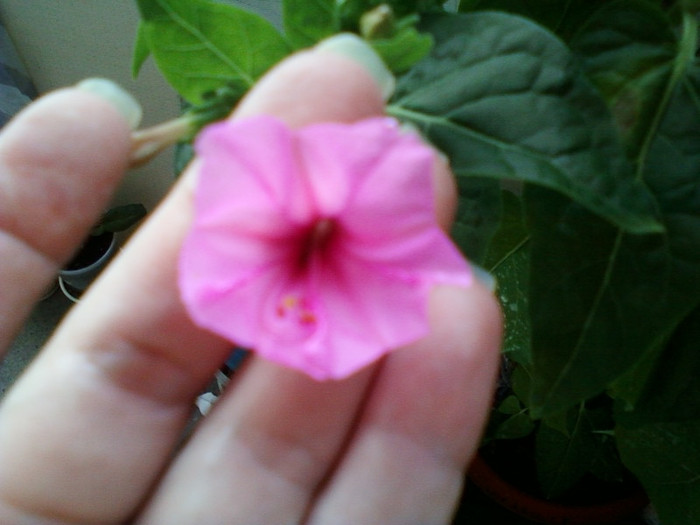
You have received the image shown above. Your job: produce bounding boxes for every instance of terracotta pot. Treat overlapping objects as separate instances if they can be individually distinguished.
[468,453,649,525]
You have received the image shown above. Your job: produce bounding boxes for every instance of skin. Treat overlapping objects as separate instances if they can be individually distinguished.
[0,46,502,525]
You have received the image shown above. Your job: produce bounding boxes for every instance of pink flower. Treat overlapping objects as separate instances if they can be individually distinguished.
[179,115,471,380]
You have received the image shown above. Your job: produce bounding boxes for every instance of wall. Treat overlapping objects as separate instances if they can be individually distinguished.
[0,0,282,212]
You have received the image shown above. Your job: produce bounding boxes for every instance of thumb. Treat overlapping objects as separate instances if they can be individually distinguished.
[234,33,393,127]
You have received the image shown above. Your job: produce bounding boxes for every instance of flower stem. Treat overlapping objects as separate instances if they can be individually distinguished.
[130,116,194,167]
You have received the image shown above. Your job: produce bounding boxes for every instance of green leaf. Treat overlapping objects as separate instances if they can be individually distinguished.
[369,22,433,74]
[484,395,535,443]
[450,176,501,264]
[458,0,626,41]
[617,420,700,525]
[458,0,573,22]
[536,412,591,499]
[483,190,531,365]
[132,21,151,77]
[389,12,662,235]
[340,0,445,30]
[283,0,339,49]
[608,340,665,411]
[616,305,700,426]
[498,395,522,415]
[135,0,290,103]
[496,412,535,441]
[536,404,621,499]
[93,204,147,236]
[459,1,678,158]
[567,1,677,156]
[526,13,700,416]
[493,395,535,439]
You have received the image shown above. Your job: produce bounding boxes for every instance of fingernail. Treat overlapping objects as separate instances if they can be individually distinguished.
[315,33,395,101]
[471,263,497,293]
[76,78,143,130]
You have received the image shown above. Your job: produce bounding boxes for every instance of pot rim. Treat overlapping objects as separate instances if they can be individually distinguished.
[468,453,649,525]
[59,232,117,277]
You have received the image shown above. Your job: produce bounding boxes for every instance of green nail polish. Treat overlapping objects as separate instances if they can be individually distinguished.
[316,33,395,101]
[76,78,142,130]
[471,263,497,293]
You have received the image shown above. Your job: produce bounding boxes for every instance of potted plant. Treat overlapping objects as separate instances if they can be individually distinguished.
[131,0,700,523]
[59,203,146,301]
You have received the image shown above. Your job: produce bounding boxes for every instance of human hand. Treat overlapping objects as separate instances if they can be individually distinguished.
[0,39,502,525]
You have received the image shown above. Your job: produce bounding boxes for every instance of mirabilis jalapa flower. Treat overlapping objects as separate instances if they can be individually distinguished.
[179,115,472,380]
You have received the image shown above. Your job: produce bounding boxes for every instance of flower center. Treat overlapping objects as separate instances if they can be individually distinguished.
[275,294,317,326]
[297,218,336,270]
[266,219,338,343]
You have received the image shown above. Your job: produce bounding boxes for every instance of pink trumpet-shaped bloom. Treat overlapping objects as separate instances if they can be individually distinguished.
[179,115,471,380]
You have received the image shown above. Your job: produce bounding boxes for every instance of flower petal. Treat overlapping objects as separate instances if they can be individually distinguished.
[295,118,403,217]
[314,257,430,380]
[179,115,473,381]
[194,116,315,230]
[181,261,290,349]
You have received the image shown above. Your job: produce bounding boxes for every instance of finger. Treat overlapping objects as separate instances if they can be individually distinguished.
[307,284,502,525]
[135,50,492,525]
[138,286,500,525]
[0,87,133,352]
[134,45,391,525]
[0,43,388,525]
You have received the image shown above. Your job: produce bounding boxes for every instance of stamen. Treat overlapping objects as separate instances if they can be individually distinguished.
[275,294,317,326]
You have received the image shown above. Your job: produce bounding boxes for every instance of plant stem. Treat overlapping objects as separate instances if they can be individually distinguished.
[635,9,698,180]
[130,115,194,167]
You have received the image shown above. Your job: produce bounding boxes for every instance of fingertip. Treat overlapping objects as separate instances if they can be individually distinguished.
[75,78,143,130]
[233,46,385,126]
[314,33,395,101]
[0,87,133,263]
[431,282,503,363]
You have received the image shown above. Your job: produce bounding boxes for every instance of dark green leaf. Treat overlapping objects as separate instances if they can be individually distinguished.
[458,0,630,41]
[608,340,665,411]
[617,420,700,525]
[616,305,700,426]
[458,0,575,23]
[283,0,339,49]
[458,1,678,158]
[93,204,147,236]
[389,12,662,235]
[496,412,535,441]
[536,405,591,499]
[135,0,290,103]
[483,190,531,365]
[484,395,535,443]
[536,404,621,499]
[174,140,194,177]
[497,395,522,415]
[450,176,501,264]
[567,1,677,156]
[496,411,535,441]
[527,17,700,416]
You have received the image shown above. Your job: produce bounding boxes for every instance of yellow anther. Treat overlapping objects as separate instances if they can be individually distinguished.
[282,295,298,308]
